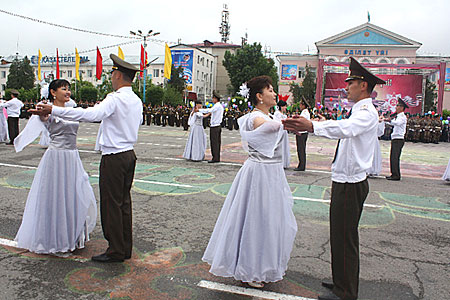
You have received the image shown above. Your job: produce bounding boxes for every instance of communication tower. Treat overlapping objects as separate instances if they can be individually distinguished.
[219,4,230,43]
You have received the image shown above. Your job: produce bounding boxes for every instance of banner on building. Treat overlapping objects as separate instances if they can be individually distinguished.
[445,68,450,84]
[281,64,297,81]
[171,50,193,84]
[324,73,423,115]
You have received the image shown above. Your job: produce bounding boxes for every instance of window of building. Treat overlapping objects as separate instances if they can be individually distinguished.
[397,59,406,64]
[361,58,370,63]
[1,84,5,91]
[153,69,159,78]
[60,71,63,78]
[87,70,93,77]
[197,70,199,80]
[378,58,388,64]
[67,70,73,78]
[198,56,200,64]
[1,71,5,79]
[207,59,209,67]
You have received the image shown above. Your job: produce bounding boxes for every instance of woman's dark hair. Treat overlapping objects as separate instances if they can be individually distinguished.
[48,79,70,101]
[194,100,202,106]
[247,75,273,106]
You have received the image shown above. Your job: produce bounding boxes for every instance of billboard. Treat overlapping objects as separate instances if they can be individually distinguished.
[324,73,423,115]
[171,50,194,84]
[445,68,450,85]
[281,64,297,81]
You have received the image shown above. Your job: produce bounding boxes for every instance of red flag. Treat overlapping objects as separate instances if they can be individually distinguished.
[56,48,60,79]
[140,44,145,78]
[96,47,103,80]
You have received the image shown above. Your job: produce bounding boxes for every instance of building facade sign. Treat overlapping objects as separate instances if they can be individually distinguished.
[30,55,89,65]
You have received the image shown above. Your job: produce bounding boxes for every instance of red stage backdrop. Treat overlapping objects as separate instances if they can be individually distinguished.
[323,73,423,114]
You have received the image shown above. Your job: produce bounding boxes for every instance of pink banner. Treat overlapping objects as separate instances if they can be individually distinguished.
[323,73,423,115]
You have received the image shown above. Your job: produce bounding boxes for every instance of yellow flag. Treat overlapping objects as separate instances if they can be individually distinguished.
[38,49,42,81]
[118,46,125,60]
[75,48,80,80]
[164,43,172,80]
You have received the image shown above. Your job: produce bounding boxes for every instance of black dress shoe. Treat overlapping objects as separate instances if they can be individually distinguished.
[91,253,124,263]
[386,176,400,181]
[293,167,305,171]
[321,280,334,290]
[318,290,341,300]
[208,160,219,163]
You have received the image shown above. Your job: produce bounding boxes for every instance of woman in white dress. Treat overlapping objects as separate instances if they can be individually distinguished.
[202,76,298,288]
[443,158,450,181]
[367,116,386,177]
[273,100,291,169]
[0,103,8,143]
[182,101,207,161]
[14,79,97,254]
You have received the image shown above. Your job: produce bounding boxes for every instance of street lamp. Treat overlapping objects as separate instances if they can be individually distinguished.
[130,29,160,103]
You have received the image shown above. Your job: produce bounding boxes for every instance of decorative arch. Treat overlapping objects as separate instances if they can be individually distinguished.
[393,58,409,64]
[375,57,391,64]
[325,56,339,62]
[359,57,373,63]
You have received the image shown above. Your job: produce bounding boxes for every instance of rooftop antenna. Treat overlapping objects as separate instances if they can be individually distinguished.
[219,4,230,43]
[241,29,248,46]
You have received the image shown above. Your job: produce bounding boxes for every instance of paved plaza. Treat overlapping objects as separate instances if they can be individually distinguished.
[0,120,449,300]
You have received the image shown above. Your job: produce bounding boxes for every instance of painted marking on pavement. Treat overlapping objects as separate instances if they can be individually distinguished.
[0,163,37,170]
[0,238,18,247]
[90,174,194,188]
[78,150,99,154]
[197,280,314,300]
[293,196,384,209]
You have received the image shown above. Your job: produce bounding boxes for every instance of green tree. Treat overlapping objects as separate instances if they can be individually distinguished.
[71,77,95,101]
[223,43,278,94]
[80,86,98,103]
[6,56,35,90]
[168,65,186,94]
[97,74,113,100]
[302,63,316,106]
[147,84,165,106]
[289,82,302,103]
[424,78,437,112]
[163,86,183,106]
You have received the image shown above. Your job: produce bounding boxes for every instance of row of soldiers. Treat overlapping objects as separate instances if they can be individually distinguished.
[142,104,247,131]
[381,114,448,143]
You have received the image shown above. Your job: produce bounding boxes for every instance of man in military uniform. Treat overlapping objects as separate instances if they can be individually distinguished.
[161,105,168,127]
[432,115,442,143]
[175,106,181,127]
[182,106,190,131]
[146,104,152,126]
[385,98,408,181]
[226,108,233,130]
[168,106,175,126]
[283,57,385,300]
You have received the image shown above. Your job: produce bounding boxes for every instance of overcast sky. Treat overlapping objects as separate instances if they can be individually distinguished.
[1,0,449,60]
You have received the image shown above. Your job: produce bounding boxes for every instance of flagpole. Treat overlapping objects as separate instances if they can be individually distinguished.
[130,29,160,104]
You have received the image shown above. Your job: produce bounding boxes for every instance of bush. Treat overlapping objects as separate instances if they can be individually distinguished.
[163,87,183,106]
[443,109,450,120]
[147,85,164,106]
[80,86,98,103]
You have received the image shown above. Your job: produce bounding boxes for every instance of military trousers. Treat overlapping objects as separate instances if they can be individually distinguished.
[390,139,404,179]
[7,117,19,144]
[330,179,369,300]
[210,126,221,162]
[99,150,137,259]
[295,133,308,170]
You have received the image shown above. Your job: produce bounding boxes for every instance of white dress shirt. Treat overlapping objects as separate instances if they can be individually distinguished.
[206,102,224,127]
[298,109,311,134]
[0,98,24,117]
[312,98,378,183]
[52,86,143,155]
[389,112,407,140]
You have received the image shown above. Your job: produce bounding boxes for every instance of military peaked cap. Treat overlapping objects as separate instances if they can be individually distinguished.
[397,97,409,109]
[345,57,386,86]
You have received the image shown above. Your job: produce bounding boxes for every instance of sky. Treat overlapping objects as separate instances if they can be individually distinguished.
[1,0,449,60]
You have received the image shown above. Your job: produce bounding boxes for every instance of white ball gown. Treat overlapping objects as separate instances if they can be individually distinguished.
[14,115,97,254]
[182,112,207,161]
[443,158,450,181]
[202,110,298,283]
[273,110,291,168]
